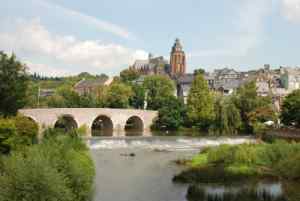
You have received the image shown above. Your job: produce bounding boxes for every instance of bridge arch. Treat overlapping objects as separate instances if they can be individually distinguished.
[125,115,144,136]
[91,115,113,136]
[54,114,78,132]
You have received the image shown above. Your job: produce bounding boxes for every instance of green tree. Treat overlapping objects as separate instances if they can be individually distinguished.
[129,84,145,109]
[194,68,205,75]
[143,75,175,110]
[47,86,95,108]
[105,83,133,108]
[213,96,242,135]
[281,89,300,128]
[120,68,140,83]
[152,96,186,131]
[0,52,29,116]
[233,81,273,133]
[187,74,215,130]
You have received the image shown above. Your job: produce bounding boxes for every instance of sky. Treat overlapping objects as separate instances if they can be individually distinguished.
[1,0,300,76]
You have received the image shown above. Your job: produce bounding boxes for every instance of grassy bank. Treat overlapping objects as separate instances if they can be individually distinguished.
[0,133,95,201]
[174,141,300,183]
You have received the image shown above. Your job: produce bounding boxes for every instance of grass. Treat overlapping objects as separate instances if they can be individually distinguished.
[190,153,208,167]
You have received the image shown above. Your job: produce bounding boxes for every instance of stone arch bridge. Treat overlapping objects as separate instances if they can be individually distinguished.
[19,108,158,137]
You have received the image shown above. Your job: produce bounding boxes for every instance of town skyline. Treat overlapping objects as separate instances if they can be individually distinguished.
[1,0,300,76]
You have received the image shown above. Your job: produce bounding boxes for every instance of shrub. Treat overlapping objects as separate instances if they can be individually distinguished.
[0,118,16,154]
[275,153,300,180]
[77,124,88,136]
[0,149,74,201]
[0,133,95,201]
[190,153,208,167]
[207,144,235,164]
[225,164,257,176]
[232,144,259,165]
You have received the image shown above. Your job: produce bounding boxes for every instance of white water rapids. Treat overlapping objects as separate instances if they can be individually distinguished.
[87,136,256,151]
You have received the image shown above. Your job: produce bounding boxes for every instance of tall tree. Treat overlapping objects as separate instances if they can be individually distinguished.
[153,96,186,131]
[0,52,29,116]
[213,96,241,135]
[129,84,145,109]
[233,81,273,132]
[281,89,300,128]
[143,75,175,110]
[187,74,214,130]
[120,68,140,83]
[105,83,133,108]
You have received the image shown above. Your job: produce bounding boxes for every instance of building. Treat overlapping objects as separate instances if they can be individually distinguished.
[214,68,241,84]
[214,79,245,95]
[132,53,169,76]
[176,74,194,103]
[280,67,300,92]
[74,77,113,95]
[170,38,186,76]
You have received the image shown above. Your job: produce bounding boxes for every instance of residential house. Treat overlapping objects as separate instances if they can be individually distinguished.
[74,77,113,95]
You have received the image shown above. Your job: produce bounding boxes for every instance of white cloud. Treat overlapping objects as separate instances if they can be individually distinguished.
[0,19,148,76]
[190,0,270,58]
[281,0,300,22]
[34,0,135,39]
[25,61,71,77]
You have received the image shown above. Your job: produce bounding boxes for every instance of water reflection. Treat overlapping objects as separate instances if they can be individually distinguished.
[186,181,289,201]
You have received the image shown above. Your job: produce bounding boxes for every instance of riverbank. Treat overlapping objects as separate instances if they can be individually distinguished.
[174,141,300,183]
[173,141,300,200]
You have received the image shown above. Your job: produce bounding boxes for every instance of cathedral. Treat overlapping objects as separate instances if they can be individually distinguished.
[131,38,186,76]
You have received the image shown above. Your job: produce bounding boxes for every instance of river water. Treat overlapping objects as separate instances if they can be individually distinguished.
[88,136,298,201]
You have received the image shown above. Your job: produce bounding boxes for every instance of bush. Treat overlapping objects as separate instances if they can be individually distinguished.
[182,141,300,181]
[0,148,74,201]
[207,144,235,164]
[0,116,38,153]
[276,153,300,180]
[0,119,16,154]
[0,134,95,201]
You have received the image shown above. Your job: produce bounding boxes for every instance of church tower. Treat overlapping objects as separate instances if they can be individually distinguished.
[170,38,186,76]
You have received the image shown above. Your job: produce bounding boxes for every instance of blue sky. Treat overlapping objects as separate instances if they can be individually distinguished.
[1,0,300,76]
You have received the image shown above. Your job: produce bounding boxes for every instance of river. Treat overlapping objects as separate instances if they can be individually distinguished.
[88,136,299,201]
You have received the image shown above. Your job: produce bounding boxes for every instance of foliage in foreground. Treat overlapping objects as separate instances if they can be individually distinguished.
[174,141,300,183]
[0,134,95,201]
[0,116,38,154]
